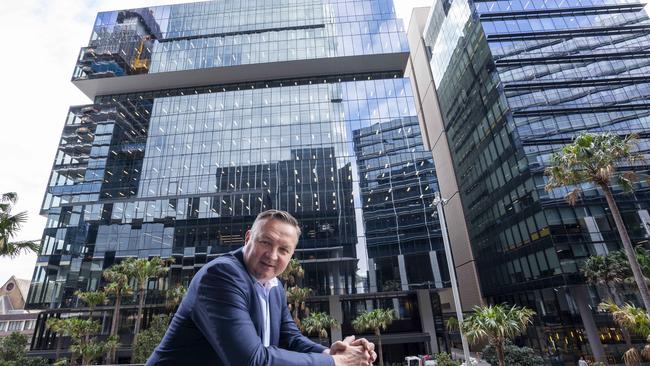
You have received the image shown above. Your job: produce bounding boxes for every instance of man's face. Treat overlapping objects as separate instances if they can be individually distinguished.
[243,218,298,283]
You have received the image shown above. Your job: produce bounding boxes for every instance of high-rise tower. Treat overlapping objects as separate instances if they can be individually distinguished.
[408,0,650,362]
[27,0,468,362]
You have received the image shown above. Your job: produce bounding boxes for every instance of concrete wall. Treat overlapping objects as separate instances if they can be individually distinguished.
[404,7,483,312]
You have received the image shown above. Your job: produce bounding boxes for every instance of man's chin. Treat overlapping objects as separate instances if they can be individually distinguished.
[256,270,276,282]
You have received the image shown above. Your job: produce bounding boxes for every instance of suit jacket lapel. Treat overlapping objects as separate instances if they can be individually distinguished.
[232,248,264,341]
[270,286,282,346]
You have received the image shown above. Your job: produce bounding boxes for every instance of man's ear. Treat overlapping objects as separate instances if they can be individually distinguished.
[244,229,251,245]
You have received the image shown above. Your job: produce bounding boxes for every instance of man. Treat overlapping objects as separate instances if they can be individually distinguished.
[146,209,376,365]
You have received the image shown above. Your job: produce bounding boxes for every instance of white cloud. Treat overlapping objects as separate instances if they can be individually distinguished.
[394,0,432,27]
[0,0,432,286]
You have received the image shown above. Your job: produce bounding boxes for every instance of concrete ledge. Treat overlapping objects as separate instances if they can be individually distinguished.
[73,52,409,99]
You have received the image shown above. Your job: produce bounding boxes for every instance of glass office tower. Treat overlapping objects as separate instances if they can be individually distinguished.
[415,0,650,362]
[27,0,451,361]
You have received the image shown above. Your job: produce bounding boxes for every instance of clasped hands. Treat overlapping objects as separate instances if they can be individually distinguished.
[325,335,377,366]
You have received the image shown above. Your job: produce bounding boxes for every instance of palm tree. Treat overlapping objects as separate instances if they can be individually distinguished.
[445,316,459,332]
[46,316,66,362]
[72,335,119,366]
[0,192,39,257]
[103,260,133,364]
[631,246,650,278]
[600,301,650,365]
[286,286,311,327]
[444,316,460,351]
[75,290,107,347]
[164,284,187,312]
[124,257,172,346]
[75,290,107,320]
[352,308,395,366]
[280,258,304,290]
[582,253,634,347]
[582,254,630,303]
[47,317,118,365]
[462,304,535,366]
[301,312,339,345]
[545,132,650,313]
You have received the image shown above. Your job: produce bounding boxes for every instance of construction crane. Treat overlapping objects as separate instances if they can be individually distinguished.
[131,35,151,72]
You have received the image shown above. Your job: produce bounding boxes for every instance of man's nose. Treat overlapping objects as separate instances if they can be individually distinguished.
[267,248,279,261]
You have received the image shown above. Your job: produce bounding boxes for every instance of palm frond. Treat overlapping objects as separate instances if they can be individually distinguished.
[1,192,18,205]
[624,347,641,366]
[544,132,644,203]
[462,304,535,345]
[0,240,40,258]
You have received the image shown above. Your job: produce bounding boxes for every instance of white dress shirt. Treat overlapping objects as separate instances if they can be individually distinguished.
[253,277,279,347]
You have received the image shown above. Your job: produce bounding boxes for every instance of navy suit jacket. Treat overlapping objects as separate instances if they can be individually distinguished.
[146,248,334,366]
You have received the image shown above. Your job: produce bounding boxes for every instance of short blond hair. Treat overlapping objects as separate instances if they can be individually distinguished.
[251,209,302,237]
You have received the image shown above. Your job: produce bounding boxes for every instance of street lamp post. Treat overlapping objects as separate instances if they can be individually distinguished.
[434,192,472,364]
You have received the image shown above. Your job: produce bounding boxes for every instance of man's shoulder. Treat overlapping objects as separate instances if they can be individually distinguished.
[193,249,249,283]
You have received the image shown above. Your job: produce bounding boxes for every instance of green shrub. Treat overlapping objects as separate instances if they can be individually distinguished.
[0,332,47,366]
[435,352,461,366]
[132,314,171,363]
[482,341,544,366]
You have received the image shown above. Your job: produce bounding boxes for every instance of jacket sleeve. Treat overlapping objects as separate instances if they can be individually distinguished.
[278,286,329,354]
[189,261,334,366]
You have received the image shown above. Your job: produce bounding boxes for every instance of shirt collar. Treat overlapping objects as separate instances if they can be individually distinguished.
[246,269,279,291]
[258,277,279,291]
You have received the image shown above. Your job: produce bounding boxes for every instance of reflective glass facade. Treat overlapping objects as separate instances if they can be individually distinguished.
[423,0,650,361]
[73,0,407,79]
[29,0,447,321]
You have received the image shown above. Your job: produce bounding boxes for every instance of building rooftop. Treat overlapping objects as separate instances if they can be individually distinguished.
[0,276,31,314]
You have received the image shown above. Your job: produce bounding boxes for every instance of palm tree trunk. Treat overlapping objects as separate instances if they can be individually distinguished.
[607,283,633,348]
[110,293,121,337]
[85,309,94,344]
[108,292,121,364]
[134,286,146,346]
[601,184,650,314]
[607,283,622,306]
[375,328,384,366]
[496,339,505,366]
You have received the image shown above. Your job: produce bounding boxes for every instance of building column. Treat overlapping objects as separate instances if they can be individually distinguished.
[329,295,343,342]
[429,251,443,288]
[331,262,342,295]
[366,299,374,311]
[392,298,401,318]
[368,258,377,292]
[398,254,408,291]
[570,285,606,362]
[416,289,440,354]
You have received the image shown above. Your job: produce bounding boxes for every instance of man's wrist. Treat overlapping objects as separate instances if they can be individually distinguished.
[322,348,331,355]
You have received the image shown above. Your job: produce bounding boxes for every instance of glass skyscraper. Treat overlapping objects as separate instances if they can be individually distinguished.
[410,0,650,363]
[27,0,453,361]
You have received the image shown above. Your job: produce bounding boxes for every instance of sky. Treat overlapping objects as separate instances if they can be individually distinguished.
[0,0,432,286]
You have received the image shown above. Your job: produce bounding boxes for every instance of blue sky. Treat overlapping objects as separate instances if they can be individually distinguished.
[0,0,432,285]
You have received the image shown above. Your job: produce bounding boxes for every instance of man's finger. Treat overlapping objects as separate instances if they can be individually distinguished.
[329,340,347,354]
[342,335,356,344]
[350,337,375,351]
